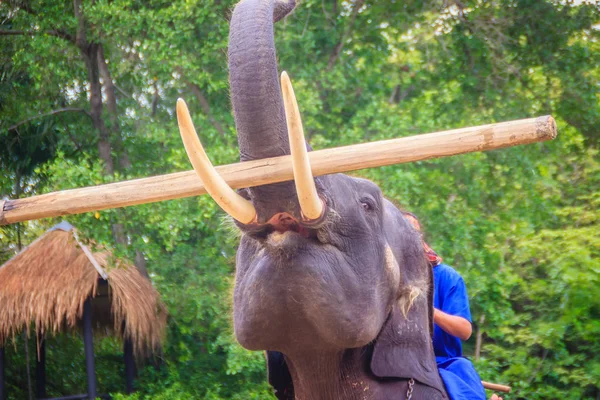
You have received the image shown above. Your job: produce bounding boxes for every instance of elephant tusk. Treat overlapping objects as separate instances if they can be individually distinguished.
[176,98,257,224]
[280,72,324,221]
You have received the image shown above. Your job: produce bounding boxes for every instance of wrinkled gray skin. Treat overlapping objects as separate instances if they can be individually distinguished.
[228,1,448,399]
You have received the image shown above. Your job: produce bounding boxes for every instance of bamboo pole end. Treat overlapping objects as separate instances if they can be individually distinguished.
[481,380,512,393]
[0,200,8,226]
[536,115,558,141]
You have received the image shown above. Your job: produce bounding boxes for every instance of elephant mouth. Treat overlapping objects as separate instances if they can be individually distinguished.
[244,212,323,246]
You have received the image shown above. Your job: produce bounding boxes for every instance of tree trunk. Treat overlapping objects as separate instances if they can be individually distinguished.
[134,250,149,278]
[326,0,365,71]
[98,44,131,170]
[475,313,485,361]
[73,0,151,278]
[188,82,227,139]
[73,0,114,173]
[151,79,159,117]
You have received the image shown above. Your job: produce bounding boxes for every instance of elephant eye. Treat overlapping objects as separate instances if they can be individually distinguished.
[360,197,375,211]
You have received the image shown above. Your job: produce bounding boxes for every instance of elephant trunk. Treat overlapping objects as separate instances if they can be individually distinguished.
[229,0,306,224]
[176,0,325,226]
[229,0,296,162]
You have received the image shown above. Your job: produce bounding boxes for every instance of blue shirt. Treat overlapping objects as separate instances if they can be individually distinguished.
[432,263,472,359]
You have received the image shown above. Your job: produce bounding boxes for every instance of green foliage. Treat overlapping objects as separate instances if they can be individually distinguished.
[1,0,599,398]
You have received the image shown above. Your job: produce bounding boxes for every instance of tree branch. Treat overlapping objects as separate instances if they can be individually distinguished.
[151,79,159,117]
[15,1,39,16]
[114,83,133,99]
[186,81,227,139]
[73,0,87,49]
[98,44,131,170]
[0,29,74,43]
[526,348,549,385]
[0,29,30,36]
[7,108,91,131]
[65,128,84,154]
[321,0,334,26]
[49,29,75,44]
[326,0,365,71]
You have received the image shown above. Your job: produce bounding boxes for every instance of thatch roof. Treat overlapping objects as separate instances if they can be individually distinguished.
[0,222,167,355]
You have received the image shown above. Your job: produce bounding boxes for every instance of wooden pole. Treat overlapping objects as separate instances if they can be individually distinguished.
[82,298,97,400]
[0,116,556,225]
[482,381,511,393]
[123,337,135,394]
[35,337,46,399]
[24,332,32,400]
[0,346,5,400]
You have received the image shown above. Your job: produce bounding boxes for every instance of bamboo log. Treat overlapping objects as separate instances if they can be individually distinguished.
[482,381,512,393]
[0,116,557,225]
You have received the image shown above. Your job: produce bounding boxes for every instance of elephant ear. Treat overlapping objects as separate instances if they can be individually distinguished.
[266,351,294,400]
[371,209,446,395]
[370,294,446,394]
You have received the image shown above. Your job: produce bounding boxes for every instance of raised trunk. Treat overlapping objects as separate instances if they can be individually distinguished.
[229,0,295,162]
[229,0,302,223]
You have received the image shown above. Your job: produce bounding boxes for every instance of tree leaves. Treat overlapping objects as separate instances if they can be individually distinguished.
[1,0,599,398]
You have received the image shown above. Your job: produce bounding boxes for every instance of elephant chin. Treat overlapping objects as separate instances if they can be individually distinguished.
[232,234,390,352]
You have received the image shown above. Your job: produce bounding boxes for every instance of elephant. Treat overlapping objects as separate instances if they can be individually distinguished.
[176,0,449,399]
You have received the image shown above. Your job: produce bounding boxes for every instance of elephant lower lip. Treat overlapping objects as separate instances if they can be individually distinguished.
[266,230,296,247]
[265,229,319,248]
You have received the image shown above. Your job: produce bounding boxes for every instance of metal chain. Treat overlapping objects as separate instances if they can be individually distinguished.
[406,378,415,400]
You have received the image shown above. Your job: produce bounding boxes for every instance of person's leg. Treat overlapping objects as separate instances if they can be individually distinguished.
[266,351,294,400]
[437,358,486,400]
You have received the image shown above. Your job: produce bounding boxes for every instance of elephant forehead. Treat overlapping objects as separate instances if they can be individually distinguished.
[327,174,383,202]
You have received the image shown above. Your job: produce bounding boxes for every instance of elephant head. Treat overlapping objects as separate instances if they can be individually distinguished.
[177,0,448,398]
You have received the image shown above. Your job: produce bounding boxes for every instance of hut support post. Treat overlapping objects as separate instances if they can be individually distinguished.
[0,345,6,400]
[36,336,46,399]
[83,298,97,400]
[123,337,135,394]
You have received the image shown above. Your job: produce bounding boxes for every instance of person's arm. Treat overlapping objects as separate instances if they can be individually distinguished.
[433,308,472,341]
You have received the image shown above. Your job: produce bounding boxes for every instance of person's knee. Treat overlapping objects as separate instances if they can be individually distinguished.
[452,357,475,369]
[442,357,478,376]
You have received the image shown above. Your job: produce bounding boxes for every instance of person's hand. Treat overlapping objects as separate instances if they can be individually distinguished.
[490,394,503,400]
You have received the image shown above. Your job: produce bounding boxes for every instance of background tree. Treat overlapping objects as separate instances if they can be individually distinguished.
[1,0,598,398]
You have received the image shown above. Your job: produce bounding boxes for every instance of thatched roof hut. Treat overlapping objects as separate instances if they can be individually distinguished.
[0,222,166,354]
[0,222,167,398]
